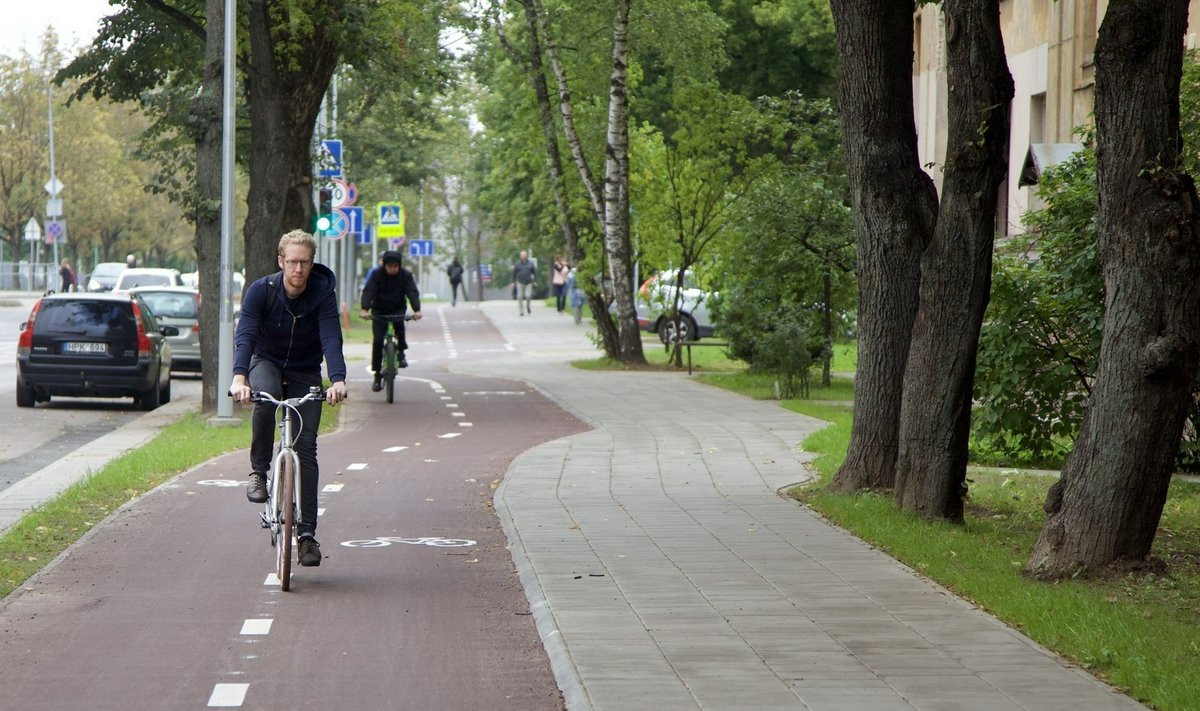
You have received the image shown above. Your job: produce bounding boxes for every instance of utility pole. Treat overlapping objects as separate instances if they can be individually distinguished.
[214,0,237,421]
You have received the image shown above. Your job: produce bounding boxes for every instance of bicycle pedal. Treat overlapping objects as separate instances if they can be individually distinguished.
[260,513,271,529]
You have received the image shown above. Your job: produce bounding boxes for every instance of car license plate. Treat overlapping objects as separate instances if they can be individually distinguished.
[63,342,107,355]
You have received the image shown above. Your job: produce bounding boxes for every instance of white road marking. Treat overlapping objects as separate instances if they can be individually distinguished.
[264,574,279,586]
[240,619,273,635]
[445,402,459,408]
[383,446,409,452]
[317,508,326,517]
[458,422,473,427]
[198,479,244,487]
[440,396,452,401]
[462,391,527,396]
[438,433,462,439]
[207,683,249,707]
[347,463,368,470]
[451,412,465,417]
[323,483,344,492]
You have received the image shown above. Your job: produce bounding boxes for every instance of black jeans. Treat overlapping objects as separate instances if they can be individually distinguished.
[371,319,408,374]
[450,280,468,302]
[248,356,323,536]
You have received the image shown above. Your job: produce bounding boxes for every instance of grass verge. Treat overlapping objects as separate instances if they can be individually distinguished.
[694,370,1200,711]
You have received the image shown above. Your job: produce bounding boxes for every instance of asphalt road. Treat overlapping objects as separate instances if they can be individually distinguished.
[0,303,589,710]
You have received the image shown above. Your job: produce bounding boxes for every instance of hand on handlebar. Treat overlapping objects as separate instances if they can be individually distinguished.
[326,381,348,406]
[229,376,252,404]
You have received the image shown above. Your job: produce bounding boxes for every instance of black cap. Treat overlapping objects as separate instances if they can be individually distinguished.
[381,250,403,265]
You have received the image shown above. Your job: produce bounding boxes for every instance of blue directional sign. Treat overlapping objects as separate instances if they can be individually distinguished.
[318,139,343,178]
[342,206,364,239]
[408,239,434,257]
[357,222,373,246]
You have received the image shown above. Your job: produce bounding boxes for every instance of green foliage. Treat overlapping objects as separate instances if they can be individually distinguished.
[973,120,1200,469]
[973,142,1101,466]
[707,94,855,377]
[708,0,838,100]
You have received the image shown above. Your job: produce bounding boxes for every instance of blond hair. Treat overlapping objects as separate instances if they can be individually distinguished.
[277,229,317,259]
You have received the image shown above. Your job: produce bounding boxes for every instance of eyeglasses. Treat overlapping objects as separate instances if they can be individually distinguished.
[283,259,313,271]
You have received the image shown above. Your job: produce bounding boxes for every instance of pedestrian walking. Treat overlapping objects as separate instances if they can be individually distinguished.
[512,250,537,316]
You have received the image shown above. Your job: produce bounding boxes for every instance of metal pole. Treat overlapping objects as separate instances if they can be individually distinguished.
[47,89,59,268]
[215,0,237,420]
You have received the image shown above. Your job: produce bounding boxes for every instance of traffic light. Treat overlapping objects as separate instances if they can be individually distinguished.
[315,187,333,233]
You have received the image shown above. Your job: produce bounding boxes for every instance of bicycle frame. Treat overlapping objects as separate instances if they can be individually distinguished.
[253,386,323,591]
[370,315,413,404]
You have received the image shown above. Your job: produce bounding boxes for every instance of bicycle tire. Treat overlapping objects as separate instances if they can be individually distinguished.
[384,338,396,404]
[278,454,294,591]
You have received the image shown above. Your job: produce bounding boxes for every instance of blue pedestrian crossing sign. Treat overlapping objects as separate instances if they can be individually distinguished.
[376,202,405,238]
[318,139,343,178]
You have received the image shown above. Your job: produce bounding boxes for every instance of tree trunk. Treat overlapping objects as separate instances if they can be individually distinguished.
[894,0,1013,521]
[243,0,339,282]
[192,0,226,413]
[1028,0,1200,578]
[827,0,936,493]
[603,0,644,364]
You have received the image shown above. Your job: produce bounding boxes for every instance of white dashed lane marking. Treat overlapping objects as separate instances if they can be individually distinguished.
[240,619,273,635]
[383,446,409,452]
[438,433,463,439]
[458,422,473,427]
[347,463,368,470]
[207,683,249,707]
[322,483,344,492]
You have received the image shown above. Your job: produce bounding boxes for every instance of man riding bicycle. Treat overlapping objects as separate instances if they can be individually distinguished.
[360,250,422,391]
[229,230,349,568]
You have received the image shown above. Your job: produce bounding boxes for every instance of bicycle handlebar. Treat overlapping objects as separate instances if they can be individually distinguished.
[365,314,416,322]
[248,387,326,407]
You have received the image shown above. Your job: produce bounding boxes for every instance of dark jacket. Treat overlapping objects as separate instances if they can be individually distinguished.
[447,261,464,283]
[233,263,347,382]
[361,266,421,315]
[513,258,537,285]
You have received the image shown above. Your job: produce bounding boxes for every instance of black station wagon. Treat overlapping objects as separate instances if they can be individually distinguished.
[15,292,177,410]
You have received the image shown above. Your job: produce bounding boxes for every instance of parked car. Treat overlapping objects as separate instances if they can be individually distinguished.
[15,292,176,410]
[127,286,201,374]
[85,262,128,292]
[636,269,717,343]
[113,268,184,293]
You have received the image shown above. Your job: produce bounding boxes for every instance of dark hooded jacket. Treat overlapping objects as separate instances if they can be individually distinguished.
[360,263,421,316]
[233,263,347,382]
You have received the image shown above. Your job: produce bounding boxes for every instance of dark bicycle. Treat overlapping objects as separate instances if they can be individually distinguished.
[367,314,414,404]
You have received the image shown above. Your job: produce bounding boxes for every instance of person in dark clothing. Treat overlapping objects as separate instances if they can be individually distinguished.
[229,230,349,568]
[360,250,422,391]
[512,250,537,315]
[447,258,467,306]
[59,259,75,292]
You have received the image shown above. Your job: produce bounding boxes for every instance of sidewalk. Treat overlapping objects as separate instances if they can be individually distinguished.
[458,300,1144,711]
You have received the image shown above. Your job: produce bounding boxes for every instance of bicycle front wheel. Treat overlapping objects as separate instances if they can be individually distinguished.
[278,454,295,591]
[384,339,396,404]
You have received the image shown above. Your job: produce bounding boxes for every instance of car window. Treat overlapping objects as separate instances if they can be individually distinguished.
[36,300,135,339]
[120,274,173,289]
[139,292,197,319]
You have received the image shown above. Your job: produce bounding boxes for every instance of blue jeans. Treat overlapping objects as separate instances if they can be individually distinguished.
[248,356,323,535]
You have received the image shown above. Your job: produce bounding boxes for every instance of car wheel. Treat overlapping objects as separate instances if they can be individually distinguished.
[139,378,162,411]
[659,314,697,344]
[16,383,35,408]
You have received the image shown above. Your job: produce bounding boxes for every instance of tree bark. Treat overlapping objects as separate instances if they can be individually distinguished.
[243,0,339,282]
[1028,0,1200,578]
[512,0,619,357]
[192,0,225,413]
[894,0,1013,521]
[827,0,936,493]
[602,0,644,364]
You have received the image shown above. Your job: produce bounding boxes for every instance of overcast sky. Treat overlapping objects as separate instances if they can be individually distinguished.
[1,0,113,58]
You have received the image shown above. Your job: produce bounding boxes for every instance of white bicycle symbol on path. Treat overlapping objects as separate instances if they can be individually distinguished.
[340,536,477,548]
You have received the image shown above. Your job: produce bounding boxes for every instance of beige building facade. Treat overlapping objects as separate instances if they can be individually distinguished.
[913,0,1200,235]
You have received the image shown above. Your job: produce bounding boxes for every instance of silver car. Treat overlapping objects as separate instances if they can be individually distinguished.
[636,269,717,343]
[126,286,201,374]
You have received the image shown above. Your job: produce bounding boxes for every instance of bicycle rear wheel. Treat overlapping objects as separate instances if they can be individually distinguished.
[278,454,294,591]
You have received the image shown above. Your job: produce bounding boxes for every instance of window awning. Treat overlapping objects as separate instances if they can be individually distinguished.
[1018,143,1084,187]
